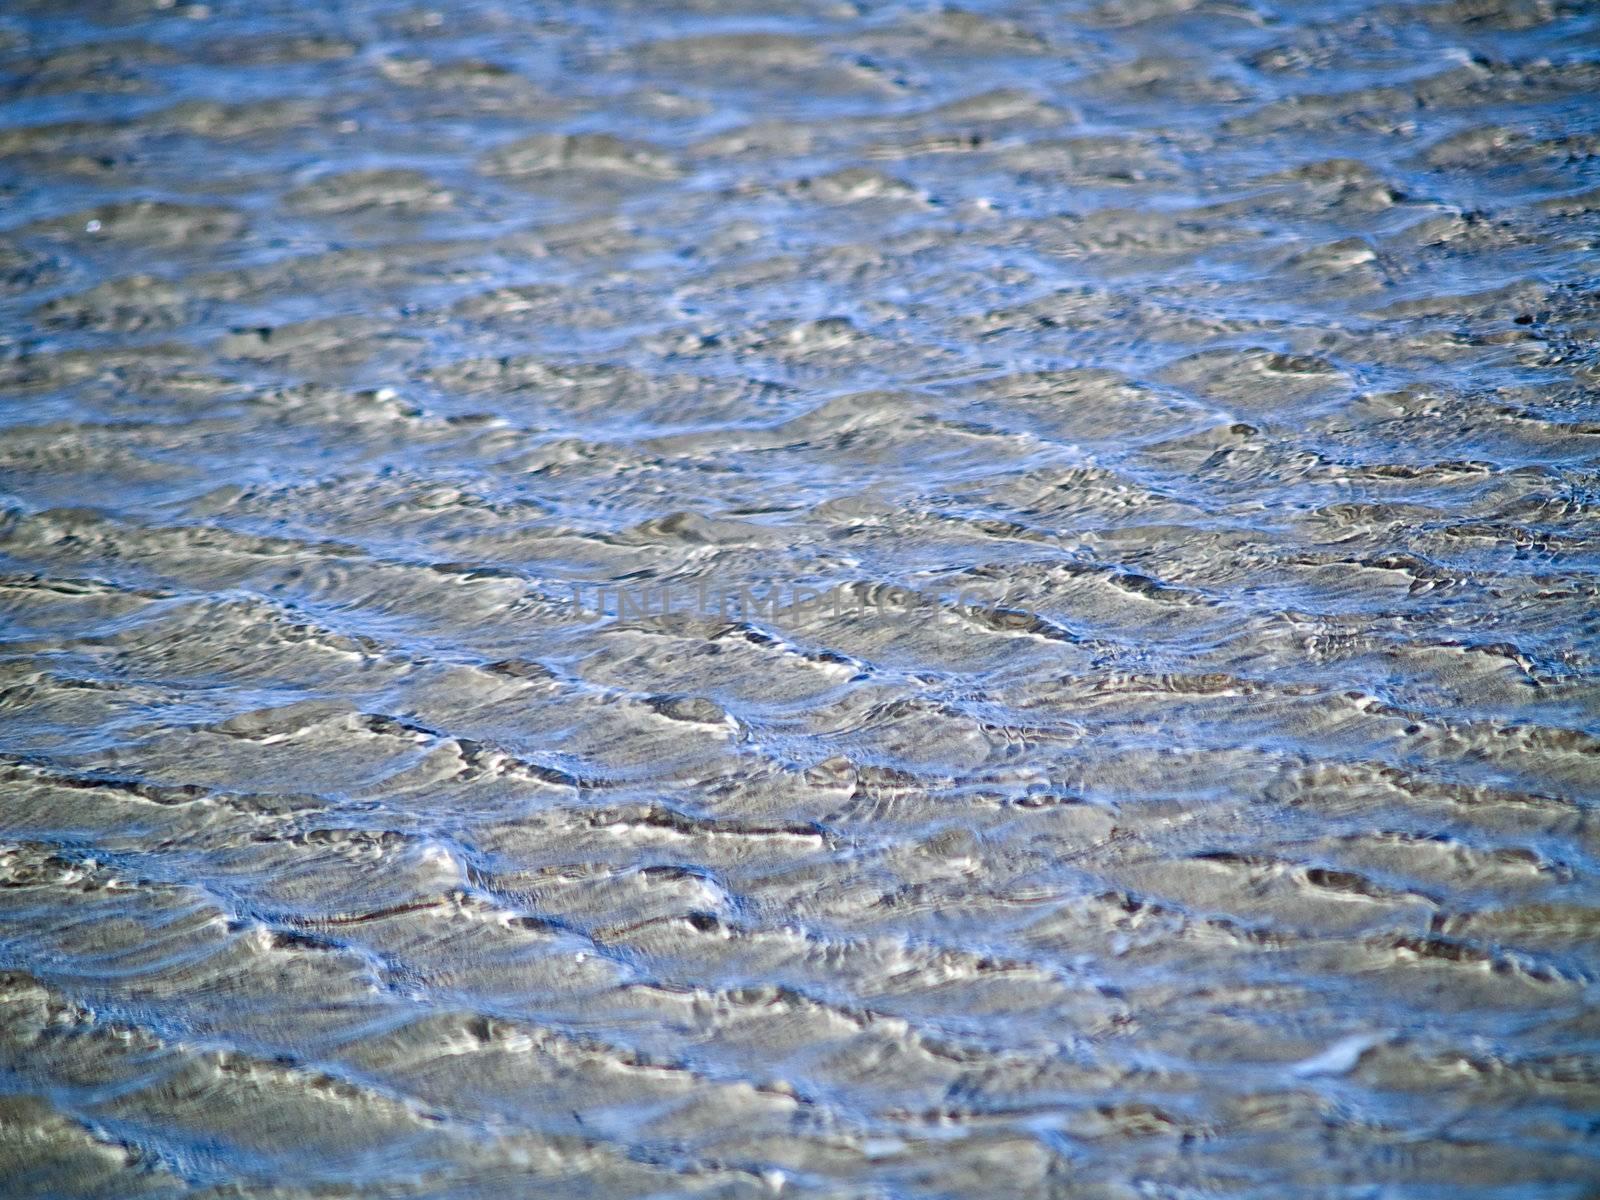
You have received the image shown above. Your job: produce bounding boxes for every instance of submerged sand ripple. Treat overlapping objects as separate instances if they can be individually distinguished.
[1,0,1599,1196]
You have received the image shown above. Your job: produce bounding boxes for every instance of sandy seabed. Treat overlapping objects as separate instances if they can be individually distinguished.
[1,1,1599,1196]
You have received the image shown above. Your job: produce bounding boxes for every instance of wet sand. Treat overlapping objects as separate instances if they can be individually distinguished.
[1,0,1599,1196]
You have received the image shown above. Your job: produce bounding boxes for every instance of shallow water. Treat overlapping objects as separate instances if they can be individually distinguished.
[2,0,1599,1196]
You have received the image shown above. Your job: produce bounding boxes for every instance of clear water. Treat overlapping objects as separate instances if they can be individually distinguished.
[1,1,1599,1196]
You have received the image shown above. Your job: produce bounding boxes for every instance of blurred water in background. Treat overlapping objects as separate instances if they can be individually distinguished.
[1,0,1599,1196]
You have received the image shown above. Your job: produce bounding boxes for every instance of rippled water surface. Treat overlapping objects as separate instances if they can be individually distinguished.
[3,0,1600,1196]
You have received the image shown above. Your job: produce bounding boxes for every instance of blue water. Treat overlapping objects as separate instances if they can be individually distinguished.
[1,1,1599,1196]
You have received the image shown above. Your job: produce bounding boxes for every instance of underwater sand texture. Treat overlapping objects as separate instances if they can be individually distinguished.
[2,0,1600,1196]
